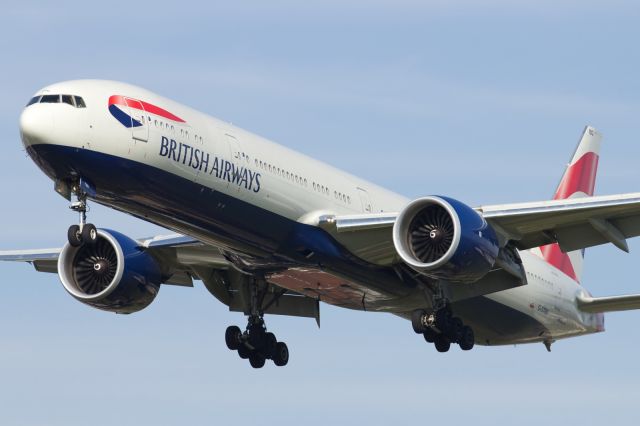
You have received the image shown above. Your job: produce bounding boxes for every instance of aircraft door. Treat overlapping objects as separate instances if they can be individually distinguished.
[124,98,149,142]
[224,133,243,193]
[357,187,373,213]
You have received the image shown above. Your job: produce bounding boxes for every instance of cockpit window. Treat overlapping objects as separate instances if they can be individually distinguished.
[61,95,74,106]
[26,96,41,106]
[40,94,60,103]
[74,96,86,108]
[26,94,87,108]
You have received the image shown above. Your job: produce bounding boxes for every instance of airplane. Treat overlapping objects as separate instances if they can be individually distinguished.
[5,79,640,369]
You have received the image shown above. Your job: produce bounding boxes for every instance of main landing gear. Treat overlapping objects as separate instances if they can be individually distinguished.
[411,306,475,353]
[67,183,98,247]
[225,317,289,368]
[224,278,289,368]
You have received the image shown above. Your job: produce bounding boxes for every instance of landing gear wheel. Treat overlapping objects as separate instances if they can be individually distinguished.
[423,328,437,343]
[249,352,266,369]
[225,325,242,350]
[67,225,83,247]
[435,308,452,332]
[264,332,277,357]
[459,326,475,351]
[81,223,98,245]
[447,317,464,343]
[411,309,427,334]
[238,345,250,359]
[273,342,289,367]
[434,334,451,353]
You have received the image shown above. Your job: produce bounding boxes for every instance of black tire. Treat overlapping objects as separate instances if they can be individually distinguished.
[459,326,475,351]
[264,332,277,357]
[423,328,437,343]
[81,223,98,245]
[248,324,265,348]
[435,308,451,332]
[273,342,289,367]
[67,225,83,247]
[237,345,250,359]
[225,325,242,350]
[434,334,451,353]
[411,309,427,334]
[447,317,464,343]
[249,352,266,369]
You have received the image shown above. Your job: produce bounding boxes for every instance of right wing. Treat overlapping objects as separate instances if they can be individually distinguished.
[312,192,640,267]
[479,192,640,252]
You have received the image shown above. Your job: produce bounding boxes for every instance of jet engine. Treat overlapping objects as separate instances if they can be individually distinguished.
[57,229,162,313]
[392,196,499,284]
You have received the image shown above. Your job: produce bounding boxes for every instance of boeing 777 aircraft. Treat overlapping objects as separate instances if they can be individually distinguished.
[5,80,640,368]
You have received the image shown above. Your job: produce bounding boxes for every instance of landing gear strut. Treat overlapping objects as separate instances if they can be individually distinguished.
[224,278,290,368]
[67,181,97,247]
[412,305,475,352]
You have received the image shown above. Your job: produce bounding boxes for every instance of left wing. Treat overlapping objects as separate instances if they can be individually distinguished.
[0,233,320,320]
[0,234,208,286]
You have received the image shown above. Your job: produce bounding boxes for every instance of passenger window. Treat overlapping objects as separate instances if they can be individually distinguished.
[61,95,74,106]
[74,96,86,108]
[40,94,60,103]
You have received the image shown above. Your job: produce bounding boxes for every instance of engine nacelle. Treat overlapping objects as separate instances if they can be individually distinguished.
[58,229,162,314]
[392,196,499,284]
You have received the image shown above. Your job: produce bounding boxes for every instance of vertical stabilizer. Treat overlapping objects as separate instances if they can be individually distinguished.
[535,126,602,282]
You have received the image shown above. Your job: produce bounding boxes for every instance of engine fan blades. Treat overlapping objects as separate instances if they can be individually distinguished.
[72,238,118,295]
[408,205,454,263]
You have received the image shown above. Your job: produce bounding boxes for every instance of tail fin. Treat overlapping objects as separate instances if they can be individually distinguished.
[535,126,602,282]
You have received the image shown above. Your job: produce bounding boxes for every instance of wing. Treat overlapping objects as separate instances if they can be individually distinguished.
[0,233,319,321]
[314,192,640,266]
[0,233,209,286]
[479,192,640,252]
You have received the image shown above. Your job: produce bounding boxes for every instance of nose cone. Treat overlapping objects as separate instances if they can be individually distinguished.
[19,106,52,148]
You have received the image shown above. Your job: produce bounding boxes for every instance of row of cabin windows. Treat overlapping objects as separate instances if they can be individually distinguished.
[312,181,330,196]
[255,158,309,188]
[526,271,553,285]
[334,190,351,204]
[253,157,352,204]
[26,94,86,108]
[146,117,203,144]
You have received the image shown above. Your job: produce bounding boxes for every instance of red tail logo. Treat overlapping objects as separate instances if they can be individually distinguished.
[539,126,601,282]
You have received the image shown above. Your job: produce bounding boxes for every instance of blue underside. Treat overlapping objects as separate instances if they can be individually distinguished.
[27,144,407,300]
[26,143,546,341]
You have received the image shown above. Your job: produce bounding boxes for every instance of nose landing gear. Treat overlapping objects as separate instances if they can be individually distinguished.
[67,181,98,247]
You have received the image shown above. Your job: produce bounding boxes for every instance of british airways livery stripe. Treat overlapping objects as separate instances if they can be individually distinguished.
[108,95,186,128]
[538,126,601,283]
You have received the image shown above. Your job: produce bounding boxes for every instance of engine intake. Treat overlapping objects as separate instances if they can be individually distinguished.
[58,229,162,313]
[393,196,499,284]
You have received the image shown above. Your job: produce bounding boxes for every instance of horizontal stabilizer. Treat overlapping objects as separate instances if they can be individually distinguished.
[577,293,640,313]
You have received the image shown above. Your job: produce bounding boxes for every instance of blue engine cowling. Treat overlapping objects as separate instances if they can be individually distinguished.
[392,196,499,284]
[57,229,161,314]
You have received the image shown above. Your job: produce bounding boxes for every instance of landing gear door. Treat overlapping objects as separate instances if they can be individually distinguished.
[125,98,149,142]
[357,187,373,213]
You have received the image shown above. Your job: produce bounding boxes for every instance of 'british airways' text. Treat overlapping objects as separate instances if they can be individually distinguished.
[159,136,261,193]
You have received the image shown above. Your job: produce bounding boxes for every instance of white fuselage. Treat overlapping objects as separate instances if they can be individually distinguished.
[18,80,604,346]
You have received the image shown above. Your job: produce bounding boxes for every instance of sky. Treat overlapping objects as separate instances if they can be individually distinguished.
[2,1,640,424]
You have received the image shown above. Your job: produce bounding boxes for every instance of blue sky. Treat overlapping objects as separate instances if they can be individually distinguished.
[2,1,640,424]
